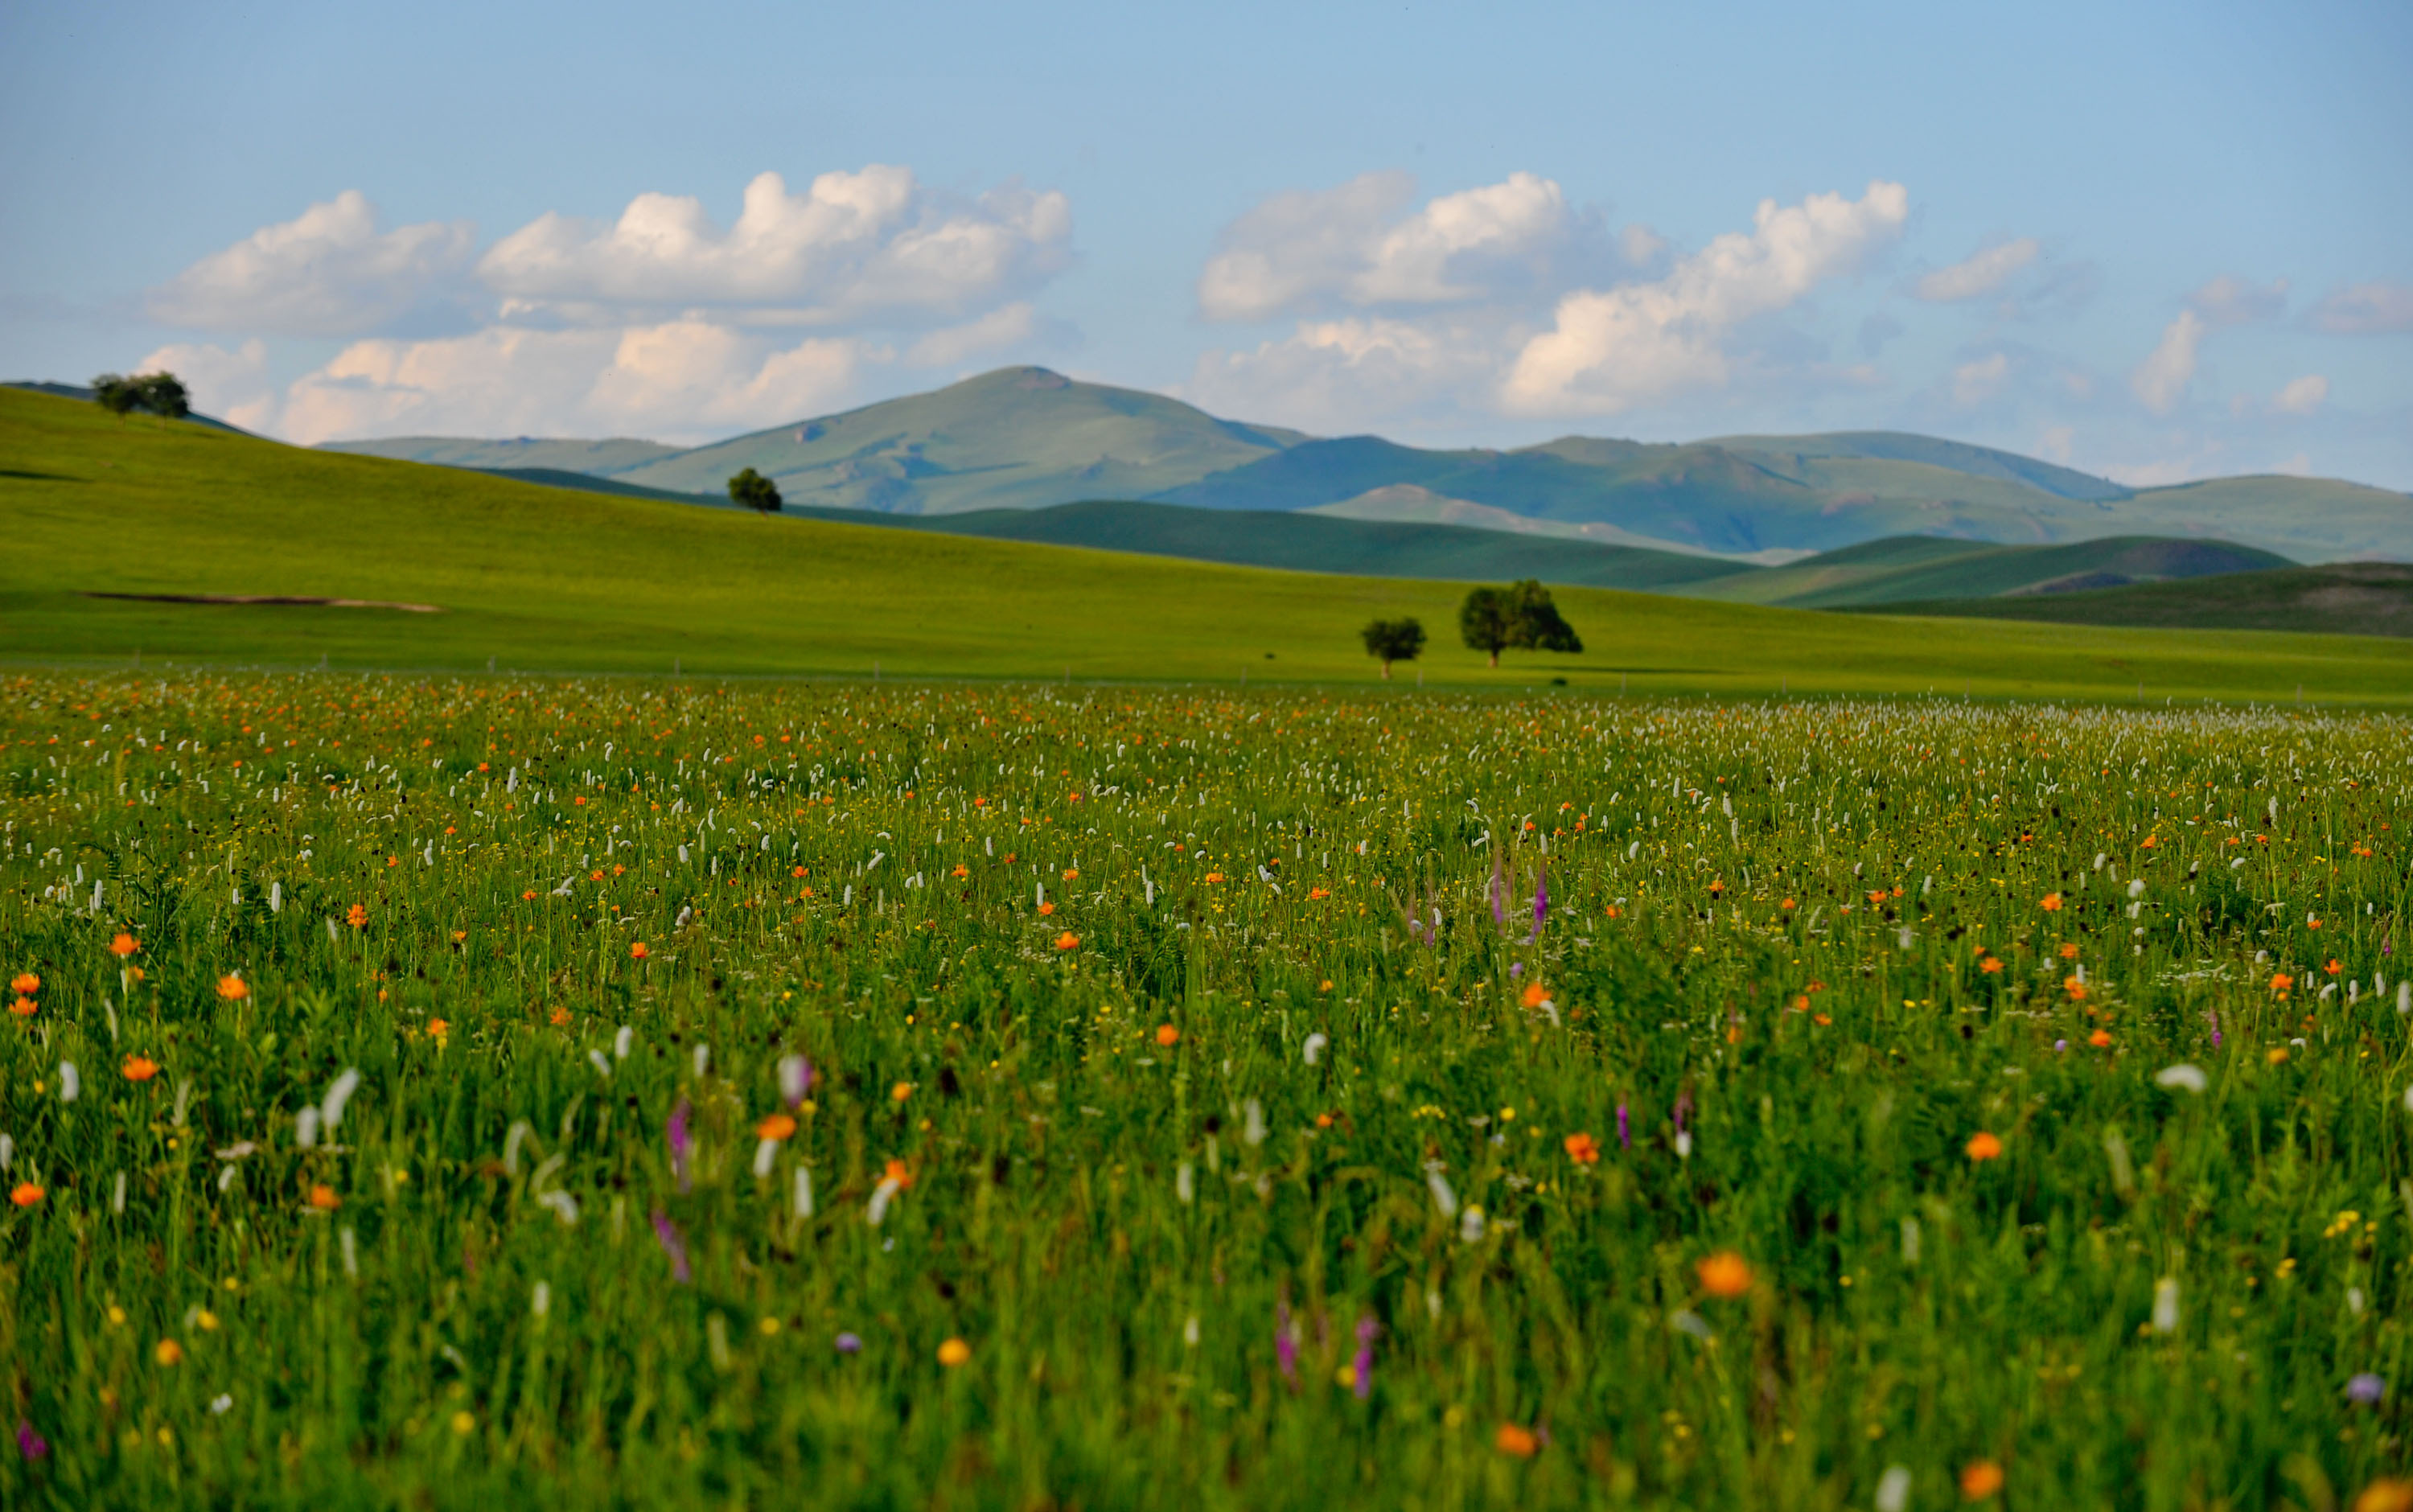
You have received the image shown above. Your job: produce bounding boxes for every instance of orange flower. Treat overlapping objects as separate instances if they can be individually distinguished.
[1697,1251,1753,1298]
[9,972,37,996]
[883,1158,915,1189]
[9,1182,43,1207]
[1979,958,2004,975]
[2352,1479,2413,1512]
[890,1081,914,1103]
[121,1054,160,1083]
[1521,981,1552,1009]
[1965,1131,2002,1161]
[548,1007,571,1027]
[1203,872,1224,885]
[346,904,368,929]
[427,1017,450,1043]
[757,1113,798,1141]
[1960,1460,2004,1500]
[1054,931,1080,951]
[629,941,649,960]
[8,996,35,1019]
[307,1184,340,1210]
[2040,893,2062,912]
[2057,943,2080,959]
[2325,959,2341,976]
[1494,1424,1539,1458]
[521,890,538,902]
[951,865,969,879]
[2271,972,2294,995]
[1155,1023,1180,1047]
[217,974,249,1001]
[2089,1029,2112,1048]
[109,933,140,957]
[1564,1132,1600,1165]
[936,1337,972,1367]
[1038,902,1055,916]
[154,1338,183,1367]
[1780,898,1796,910]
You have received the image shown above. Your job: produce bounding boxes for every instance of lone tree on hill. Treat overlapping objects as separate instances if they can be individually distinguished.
[1460,579,1582,667]
[92,372,190,421]
[727,467,783,514]
[1359,616,1426,679]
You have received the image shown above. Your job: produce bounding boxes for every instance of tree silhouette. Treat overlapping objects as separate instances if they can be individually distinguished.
[727,467,783,514]
[1359,617,1426,679]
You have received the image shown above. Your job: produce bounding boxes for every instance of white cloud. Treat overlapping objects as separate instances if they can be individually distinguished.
[903,302,1040,368]
[2312,281,2413,334]
[478,167,1069,327]
[2037,425,2074,463]
[1184,314,1507,433]
[1500,180,1909,417]
[278,322,866,446]
[134,339,277,430]
[1951,351,2010,406]
[2271,374,2329,415]
[1915,238,2039,302]
[2129,308,2204,415]
[147,191,475,338]
[2190,274,2287,327]
[1197,171,1572,322]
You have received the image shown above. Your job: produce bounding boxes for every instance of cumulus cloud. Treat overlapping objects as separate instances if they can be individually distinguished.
[1197,171,1573,322]
[2270,374,2329,415]
[1184,314,1508,433]
[2312,281,2413,334]
[1500,180,1909,417]
[147,191,475,337]
[2130,309,2205,414]
[2190,274,2288,327]
[1915,238,2039,302]
[279,323,867,446]
[1951,351,2010,406]
[478,167,1069,327]
[902,302,1042,368]
[134,339,276,430]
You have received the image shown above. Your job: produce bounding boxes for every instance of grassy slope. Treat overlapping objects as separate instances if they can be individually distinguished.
[1687,535,2294,608]
[319,435,682,474]
[1705,429,2130,501]
[6,388,2409,701]
[1866,561,2413,638]
[610,367,1289,511]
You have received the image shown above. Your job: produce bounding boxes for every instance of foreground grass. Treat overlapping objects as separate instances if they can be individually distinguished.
[1,671,2407,1509]
[7,388,2413,703]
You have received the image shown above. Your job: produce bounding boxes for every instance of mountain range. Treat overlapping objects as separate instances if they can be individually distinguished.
[321,366,2413,565]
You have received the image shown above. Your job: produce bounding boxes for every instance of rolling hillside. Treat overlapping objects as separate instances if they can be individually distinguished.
[10,385,2408,702]
[1868,562,2413,639]
[302,364,2413,565]
[1684,535,2292,609]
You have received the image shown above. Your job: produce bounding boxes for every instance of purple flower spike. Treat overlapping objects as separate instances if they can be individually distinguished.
[2054,1039,2069,1053]
[1616,1102,1630,1151]
[1672,1090,1692,1137]
[1352,1316,1377,1400]
[2348,1373,2386,1404]
[16,1419,47,1461]
[1509,962,1523,979]
[1275,1301,1299,1390]
[651,1209,691,1284]
[668,1096,693,1193]
[1531,868,1548,943]
[2205,1010,2222,1050]
[835,1332,863,1354]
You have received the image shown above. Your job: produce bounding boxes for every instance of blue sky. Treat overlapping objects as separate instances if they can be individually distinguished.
[4,0,2408,487]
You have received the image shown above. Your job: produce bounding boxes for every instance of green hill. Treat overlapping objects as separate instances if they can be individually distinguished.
[1685,535,2292,608]
[6,386,2412,704]
[314,434,681,474]
[1707,429,2129,501]
[1866,562,2413,639]
[608,367,1300,512]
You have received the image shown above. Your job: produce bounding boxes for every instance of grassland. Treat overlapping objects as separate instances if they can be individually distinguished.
[6,388,2411,707]
[1,672,2407,1508]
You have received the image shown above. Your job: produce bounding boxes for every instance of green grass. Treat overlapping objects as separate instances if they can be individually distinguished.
[1870,561,2413,638]
[7,388,2413,706]
[1,672,2407,1508]
[1685,535,2292,609]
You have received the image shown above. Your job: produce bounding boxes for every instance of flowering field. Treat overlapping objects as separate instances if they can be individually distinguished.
[2,671,2409,1509]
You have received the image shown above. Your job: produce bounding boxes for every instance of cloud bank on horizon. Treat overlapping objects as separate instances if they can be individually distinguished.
[131,163,2413,485]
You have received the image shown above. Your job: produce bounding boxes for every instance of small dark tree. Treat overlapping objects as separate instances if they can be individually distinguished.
[91,371,190,420]
[1461,579,1581,667]
[1359,616,1425,679]
[1459,587,1514,667]
[136,372,190,420]
[91,373,142,418]
[727,466,783,514]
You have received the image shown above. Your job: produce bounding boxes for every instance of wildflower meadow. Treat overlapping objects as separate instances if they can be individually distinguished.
[2,671,2408,1509]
